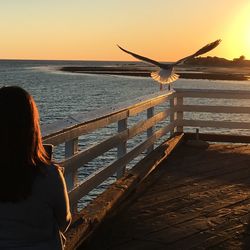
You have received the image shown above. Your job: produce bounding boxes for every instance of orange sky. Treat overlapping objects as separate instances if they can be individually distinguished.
[0,0,250,61]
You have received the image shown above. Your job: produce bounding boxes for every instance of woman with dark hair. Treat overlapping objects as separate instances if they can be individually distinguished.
[0,86,71,249]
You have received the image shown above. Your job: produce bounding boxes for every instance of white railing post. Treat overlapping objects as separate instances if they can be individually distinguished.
[117,118,127,178]
[170,97,176,136]
[176,95,183,132]
[147,107,154,153]
[65,138,78,190]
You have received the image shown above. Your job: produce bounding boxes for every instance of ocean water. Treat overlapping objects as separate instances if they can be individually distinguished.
[0,59,160,124]
[1,59,250,125]
[1,60,250,207]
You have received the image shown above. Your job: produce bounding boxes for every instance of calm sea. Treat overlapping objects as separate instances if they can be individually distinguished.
[1,59,250,206]
[1,59,250,124]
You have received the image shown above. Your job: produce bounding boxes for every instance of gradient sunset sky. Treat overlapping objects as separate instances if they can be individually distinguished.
[1,0,250,61]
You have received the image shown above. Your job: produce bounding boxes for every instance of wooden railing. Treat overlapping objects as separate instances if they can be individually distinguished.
[41,88,250,209]
[175,88,250,133]
[42,90,176,208]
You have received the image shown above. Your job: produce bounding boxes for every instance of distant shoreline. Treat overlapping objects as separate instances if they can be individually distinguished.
[60,66,249,81]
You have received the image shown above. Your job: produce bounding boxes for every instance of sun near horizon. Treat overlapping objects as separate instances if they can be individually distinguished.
[0,0,250,61]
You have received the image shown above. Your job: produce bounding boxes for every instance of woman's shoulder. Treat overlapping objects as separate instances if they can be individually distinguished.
[33,164,66,197]
[44,163,63,174]
[36,163,65,184]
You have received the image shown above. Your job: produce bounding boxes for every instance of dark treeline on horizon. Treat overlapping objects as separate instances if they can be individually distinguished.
[185,55,250,67]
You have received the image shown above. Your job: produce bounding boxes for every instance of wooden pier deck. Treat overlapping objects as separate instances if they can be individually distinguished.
[80,141,250,250]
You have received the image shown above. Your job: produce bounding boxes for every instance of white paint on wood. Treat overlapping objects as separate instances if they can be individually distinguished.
[176,96,183,132]
[177,105,250,114]
[169,97,176,136]
[117,119,128,178]
[181,119,250,129]
[175,88,250,99]
[147,107,154,153]
[43,111,128,145]
[65,138,78,191]
[129,93,173,116]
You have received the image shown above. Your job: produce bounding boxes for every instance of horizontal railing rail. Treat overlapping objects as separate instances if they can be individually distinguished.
[175,88,250,133]
[175,88,250,99]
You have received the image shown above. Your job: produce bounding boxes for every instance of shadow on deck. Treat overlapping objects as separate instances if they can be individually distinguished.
[78,136,250,250]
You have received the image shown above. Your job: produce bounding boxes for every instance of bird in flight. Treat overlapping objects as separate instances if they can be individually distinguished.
[117,39,221,90]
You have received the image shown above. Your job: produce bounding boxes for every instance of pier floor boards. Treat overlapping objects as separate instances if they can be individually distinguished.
[82,143,250,250]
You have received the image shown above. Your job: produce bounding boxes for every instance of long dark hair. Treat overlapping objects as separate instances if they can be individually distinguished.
[0,86,50,202]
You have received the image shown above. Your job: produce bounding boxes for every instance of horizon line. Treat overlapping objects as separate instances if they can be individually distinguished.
[0,55,248,62]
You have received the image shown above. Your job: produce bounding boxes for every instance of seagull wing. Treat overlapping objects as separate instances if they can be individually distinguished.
[117,45,162,67]
[174,39,221,65]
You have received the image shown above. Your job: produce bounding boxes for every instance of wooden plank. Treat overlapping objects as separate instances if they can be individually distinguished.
[41,117,79,139]
[147,107,154,153]
[80,143,250,250]
[160,203,250,249]
[142,161,250,206]
[115,90,173,116]
[141,190,250,248]
[43,110,128,145]
[134,145,250,212]
[65,138,78,191]
[176,96,183,132]
[129,93,174,116]
[175,88,250,99]
[141,163,233,202]
[169,217,248,249]
[117,118,128,178]
[170,97,176,136]
[131,133,184,181]
[181,119,250,129]
[177,104,250,114]
[184,132,250,143]
[42,90,174,143]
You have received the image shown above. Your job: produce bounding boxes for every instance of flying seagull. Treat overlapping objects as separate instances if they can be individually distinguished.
[117,39,221,90]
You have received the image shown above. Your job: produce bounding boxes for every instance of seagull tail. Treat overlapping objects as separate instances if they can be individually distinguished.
[151,69,179,85]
